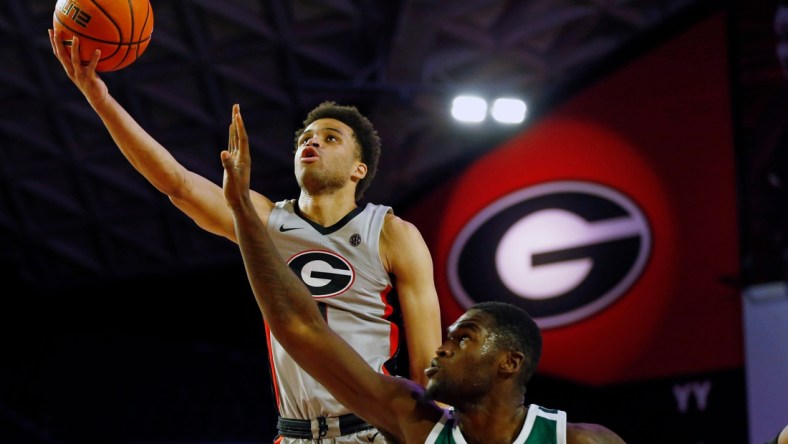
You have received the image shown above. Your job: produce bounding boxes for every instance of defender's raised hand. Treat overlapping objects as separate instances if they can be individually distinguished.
[221,104,252,210]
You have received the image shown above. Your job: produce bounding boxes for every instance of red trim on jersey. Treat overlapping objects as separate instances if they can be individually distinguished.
[379,284,398,375]
[264,321,282,409]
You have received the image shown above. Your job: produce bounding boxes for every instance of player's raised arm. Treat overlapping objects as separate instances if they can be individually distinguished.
[47,29,273,241]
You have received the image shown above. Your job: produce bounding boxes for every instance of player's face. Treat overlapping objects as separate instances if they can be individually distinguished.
[424,310,501,407]
[294,118,366,195]
[776,5,788,79]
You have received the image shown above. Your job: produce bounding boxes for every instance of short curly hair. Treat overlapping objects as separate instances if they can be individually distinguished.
[294,101,382,201]
[471,301,542,388]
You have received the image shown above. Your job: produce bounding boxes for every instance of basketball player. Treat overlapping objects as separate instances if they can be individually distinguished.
[48,31,442,443]
[220,104,627,443]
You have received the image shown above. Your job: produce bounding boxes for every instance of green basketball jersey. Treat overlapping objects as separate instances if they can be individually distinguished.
[425,404,566,444]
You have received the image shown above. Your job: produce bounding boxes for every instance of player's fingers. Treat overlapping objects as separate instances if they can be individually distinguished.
[49,29,63,60]
[229,127,238,155]
[47,29,57,55]
[229,108,239,150]
[87,48,101,72]
[50,29,76,76]
[69,36,82,71]
[220,150,233,169]
[235,106,248,153]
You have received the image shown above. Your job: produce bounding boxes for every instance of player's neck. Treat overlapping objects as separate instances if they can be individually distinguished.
[297,192,358,227]
[456,400,527,444]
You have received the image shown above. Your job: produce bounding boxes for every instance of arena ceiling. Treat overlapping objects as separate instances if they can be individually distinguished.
[1,0,711,291]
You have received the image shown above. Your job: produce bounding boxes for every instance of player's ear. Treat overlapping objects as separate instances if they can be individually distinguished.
[352,161,367,181]
[500,350,524,377]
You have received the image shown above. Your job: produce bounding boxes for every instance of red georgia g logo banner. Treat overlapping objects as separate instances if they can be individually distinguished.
[413,16,740,384]
[423,117,678,384]
[447,181,651,329]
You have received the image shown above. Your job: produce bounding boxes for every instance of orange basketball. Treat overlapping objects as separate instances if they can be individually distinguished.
[53,0,154,72]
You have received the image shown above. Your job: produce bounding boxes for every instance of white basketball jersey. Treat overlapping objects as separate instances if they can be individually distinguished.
[265,200,402,420]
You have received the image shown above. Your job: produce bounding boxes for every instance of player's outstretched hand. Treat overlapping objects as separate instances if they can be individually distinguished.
[48,29,109,106]
[221,104,252,210]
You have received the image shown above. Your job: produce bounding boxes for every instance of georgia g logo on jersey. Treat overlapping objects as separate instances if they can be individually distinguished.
[447,181,651,328]
[288,251,355,298]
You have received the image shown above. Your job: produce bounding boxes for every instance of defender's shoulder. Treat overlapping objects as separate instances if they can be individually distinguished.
[566,422,627,444]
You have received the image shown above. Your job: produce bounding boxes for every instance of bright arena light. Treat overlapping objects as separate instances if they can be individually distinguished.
[491,98,527,124]
[451,96,487,123]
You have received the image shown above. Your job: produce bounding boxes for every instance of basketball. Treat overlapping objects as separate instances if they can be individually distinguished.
[53,0,154,72]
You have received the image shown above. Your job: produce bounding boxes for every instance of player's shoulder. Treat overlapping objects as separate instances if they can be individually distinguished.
[378,209,429,267]
[566,422,627,444]
[250,190,277,211]
[381,210,422,240]
[249,192,278,225]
